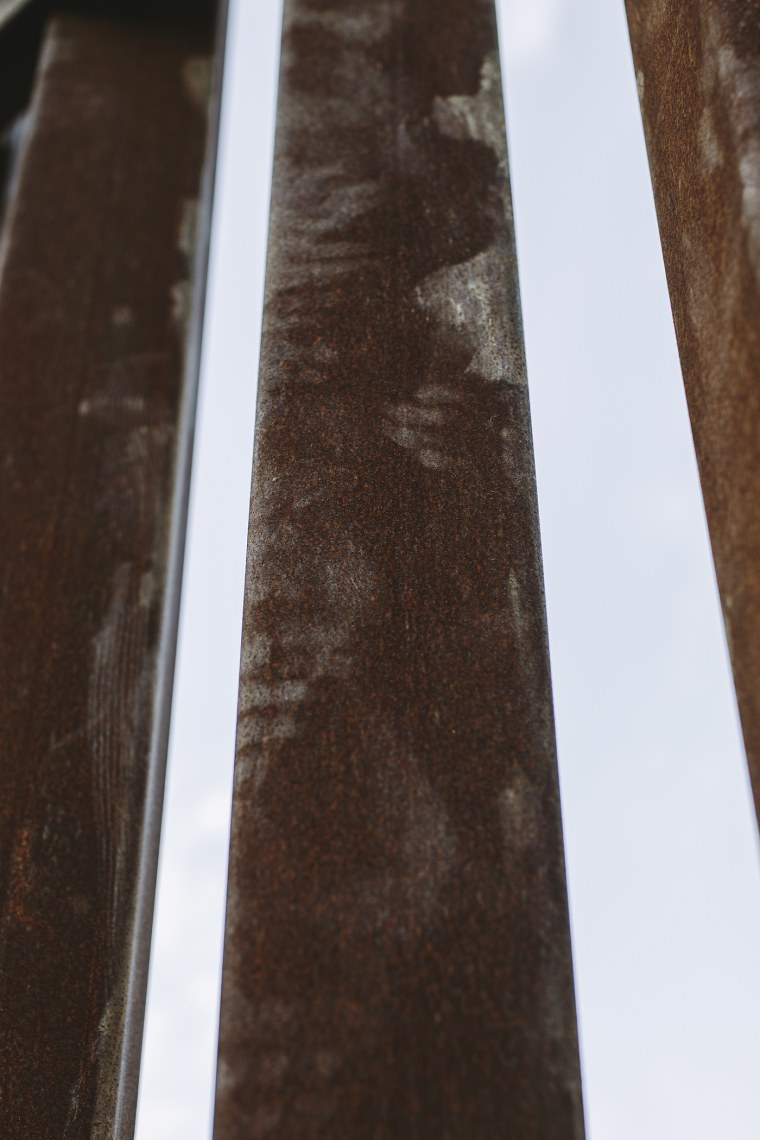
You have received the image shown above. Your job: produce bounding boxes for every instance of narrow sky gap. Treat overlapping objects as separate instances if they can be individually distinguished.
[134,3,281,1136]
[136,1,760,1136]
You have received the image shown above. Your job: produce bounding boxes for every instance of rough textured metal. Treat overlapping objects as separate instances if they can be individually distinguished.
[625,2,760,822]
[0,5,224,1135]
[215,1,584,1136]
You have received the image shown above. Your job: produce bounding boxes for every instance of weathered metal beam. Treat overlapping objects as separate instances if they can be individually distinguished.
[0,4,225,1134]
[624,2,760,822]
[214,1,584,1135]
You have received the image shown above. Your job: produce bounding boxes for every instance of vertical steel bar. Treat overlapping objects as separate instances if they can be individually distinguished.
[214,1,584,1136]
[0,4,225,1134]
[624,2,760,822]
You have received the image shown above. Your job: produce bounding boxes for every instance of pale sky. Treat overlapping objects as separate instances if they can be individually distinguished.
[136,2,760,1137]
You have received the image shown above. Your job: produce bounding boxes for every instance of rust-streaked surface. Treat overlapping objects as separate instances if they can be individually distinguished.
[0,5,224,1135]
[215,1,584,1136]
[625,2,760,821]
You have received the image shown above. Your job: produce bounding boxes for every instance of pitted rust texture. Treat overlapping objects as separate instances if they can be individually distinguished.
[625,1,760,822]
[215,1,584,1136]
[0,6,222,1135]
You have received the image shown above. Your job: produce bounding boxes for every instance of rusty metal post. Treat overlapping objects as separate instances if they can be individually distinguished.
[214,1,584,1135]
[0,3,225,1134]
[624,2,760,823]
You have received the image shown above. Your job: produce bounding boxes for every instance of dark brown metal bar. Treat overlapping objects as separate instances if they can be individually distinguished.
[624,2,760,822]
[214,1,584,1135]
[0,3,225,1134]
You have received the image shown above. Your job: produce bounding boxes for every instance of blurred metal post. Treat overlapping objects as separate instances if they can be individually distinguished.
[214,1,584,1136]
[625,2,760,823]
[0,0,33,34]
[0,2,225,1134]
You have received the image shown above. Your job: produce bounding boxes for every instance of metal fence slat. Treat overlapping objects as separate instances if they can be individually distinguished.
[214,1,584,1135]
[0,5,225,1134]
[625,2,760,826]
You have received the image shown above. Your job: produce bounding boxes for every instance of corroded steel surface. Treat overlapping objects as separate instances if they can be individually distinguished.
[215,1,584,1136]
[625,2,760,821]
[0,5,224,1135]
